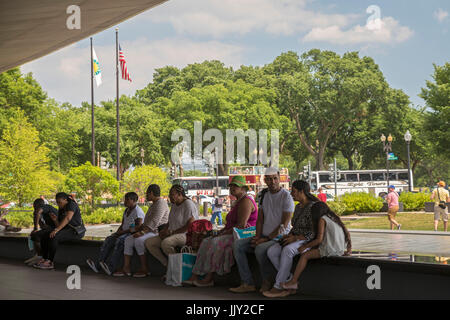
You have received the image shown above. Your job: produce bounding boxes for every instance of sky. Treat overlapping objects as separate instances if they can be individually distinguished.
[21,0,450,109]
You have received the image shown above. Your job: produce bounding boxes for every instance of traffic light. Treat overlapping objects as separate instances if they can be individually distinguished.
[100,157,107,169]
[303,165,309,179]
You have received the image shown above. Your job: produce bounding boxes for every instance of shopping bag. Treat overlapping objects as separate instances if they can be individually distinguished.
[165,251,197,287]
[233,226,256,241]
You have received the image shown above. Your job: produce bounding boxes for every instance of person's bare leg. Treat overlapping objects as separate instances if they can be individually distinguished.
[434,220,439,231]
[444,221,448,232]
[284,249,321,286]
[136,255,148,273]
[121,255,132,274]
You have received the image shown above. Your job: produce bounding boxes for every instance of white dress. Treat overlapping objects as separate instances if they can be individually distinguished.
[319,215,346,257]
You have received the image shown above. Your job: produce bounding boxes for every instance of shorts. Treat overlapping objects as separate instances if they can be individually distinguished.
[434,206,448,221]
[387,206,399,218]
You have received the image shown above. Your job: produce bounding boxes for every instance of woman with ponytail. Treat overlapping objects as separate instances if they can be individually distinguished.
[281,201,352,292]
[263,180,321,297]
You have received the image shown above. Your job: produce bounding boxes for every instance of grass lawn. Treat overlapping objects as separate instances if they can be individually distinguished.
[343,213,448,232]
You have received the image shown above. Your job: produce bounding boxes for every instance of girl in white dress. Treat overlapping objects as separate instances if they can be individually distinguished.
[282,202,352,291]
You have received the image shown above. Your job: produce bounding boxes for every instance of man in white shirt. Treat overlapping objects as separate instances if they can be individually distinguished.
[230,167,294,294]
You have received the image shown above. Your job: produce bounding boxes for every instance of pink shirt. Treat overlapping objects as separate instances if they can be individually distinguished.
[224,195,258,230]
[318,193,327,203]
[387,191,399,208]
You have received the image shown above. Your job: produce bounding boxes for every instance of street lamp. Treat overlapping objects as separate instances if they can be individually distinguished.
[404,130,412,192]
[381,133,393,192]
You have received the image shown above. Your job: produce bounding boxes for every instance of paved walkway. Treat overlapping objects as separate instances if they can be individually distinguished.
[0,258,324,300]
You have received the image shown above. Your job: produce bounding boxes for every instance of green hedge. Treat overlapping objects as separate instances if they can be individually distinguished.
[327,201,347,216]
[339,192,383,215]
[5,205,151,228]
[399,192,430,211]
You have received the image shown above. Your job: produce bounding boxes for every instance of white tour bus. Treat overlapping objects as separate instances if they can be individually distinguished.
[299,169,413,198]
[172,176,230,197]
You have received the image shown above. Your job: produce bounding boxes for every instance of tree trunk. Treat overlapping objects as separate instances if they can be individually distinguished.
[347,156,354,170]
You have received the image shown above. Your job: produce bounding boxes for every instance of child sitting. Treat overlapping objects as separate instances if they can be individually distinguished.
[282,202,352,292]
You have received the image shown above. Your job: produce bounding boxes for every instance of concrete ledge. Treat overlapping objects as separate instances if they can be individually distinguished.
[0,235,449,299]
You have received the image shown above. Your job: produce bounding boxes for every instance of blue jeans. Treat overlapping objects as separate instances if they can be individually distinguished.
[211,211,222,225]
[232,237,277,286]
[96,233,128,273]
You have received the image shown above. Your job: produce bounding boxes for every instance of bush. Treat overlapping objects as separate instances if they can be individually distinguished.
[399,192,430,211]
[5,209,34,228]
[327,201,347,216]
[339,192,383,214]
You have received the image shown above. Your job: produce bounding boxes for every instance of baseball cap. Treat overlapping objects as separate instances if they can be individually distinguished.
[229,176,247,188]
[388,185,395,189]
[264,167,279,175]
[438,181,445,187]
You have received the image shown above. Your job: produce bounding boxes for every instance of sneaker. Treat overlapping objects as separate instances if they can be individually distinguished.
[86,258,99,273]
[25,255,40,265]
[33,260,54,270]
[397,224,402,230]
[229,283,256,294]
[99,261,112,276]
[193,280,214,287]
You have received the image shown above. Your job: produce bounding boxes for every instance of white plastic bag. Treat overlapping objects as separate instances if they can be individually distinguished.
[165,250,197,287]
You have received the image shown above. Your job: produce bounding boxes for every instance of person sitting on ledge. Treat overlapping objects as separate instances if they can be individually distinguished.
[145,185,198,271]
[86,192,144,275]
[273,202,352,297]
[184,176,258,287]
[34,192,85,270]
[24,198,59,266]
[113,185,169,277]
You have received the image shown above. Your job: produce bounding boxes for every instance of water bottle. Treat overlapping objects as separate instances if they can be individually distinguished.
[274,224,286,241]
[27,236,34,251]
[129,222,135,233]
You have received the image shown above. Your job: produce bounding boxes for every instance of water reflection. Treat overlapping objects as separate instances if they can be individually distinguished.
[352,251,450,266]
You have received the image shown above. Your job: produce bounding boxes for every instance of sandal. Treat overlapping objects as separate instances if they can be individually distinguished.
[282,282,298,290]
[133,271,150,278]
[113,270,131,277]
[34,260,54,270]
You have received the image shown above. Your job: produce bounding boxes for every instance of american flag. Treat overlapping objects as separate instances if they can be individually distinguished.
[119,45,132,82]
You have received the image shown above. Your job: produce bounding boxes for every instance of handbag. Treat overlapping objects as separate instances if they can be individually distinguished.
[68,223,86,235]
[436,188,447,209]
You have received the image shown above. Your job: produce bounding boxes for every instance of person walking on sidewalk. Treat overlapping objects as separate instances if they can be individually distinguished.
[431,181,449,232]
[386,185,401,230]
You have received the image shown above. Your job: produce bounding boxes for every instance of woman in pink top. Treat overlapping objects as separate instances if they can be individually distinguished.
[386,185,401,230]
[185,176,258,287]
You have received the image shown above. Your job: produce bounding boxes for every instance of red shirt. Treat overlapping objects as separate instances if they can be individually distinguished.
[318,193,327,202]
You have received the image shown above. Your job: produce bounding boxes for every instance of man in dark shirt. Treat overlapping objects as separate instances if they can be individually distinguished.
[25,198,58,265]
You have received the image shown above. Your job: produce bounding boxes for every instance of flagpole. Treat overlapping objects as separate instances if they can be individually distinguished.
[115,28,120,181]
[90,37,95,166]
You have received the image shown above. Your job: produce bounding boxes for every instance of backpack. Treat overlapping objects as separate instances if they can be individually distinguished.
[215,197,224,207]
[186,219,213,251]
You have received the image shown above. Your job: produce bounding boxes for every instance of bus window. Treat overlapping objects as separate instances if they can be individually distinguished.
[372,173,385,181]
[389,173,397,181]
[219,178,229,188]
[398,172,408,180]
[319,174,331,183]
[345,174,358,182]
[359,173,371,181]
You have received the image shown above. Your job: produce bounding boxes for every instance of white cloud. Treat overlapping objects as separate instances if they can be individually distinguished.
[142,0,358,38]
[21,38,245,106]
[434,8,449,23]
[302,17,414,45]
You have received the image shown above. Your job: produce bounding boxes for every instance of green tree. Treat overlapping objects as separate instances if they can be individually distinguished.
[64,162,120,208]
[122,165,171,199]
[0,112,53,205]
[265,50,389,170]
[420,62,450,154]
